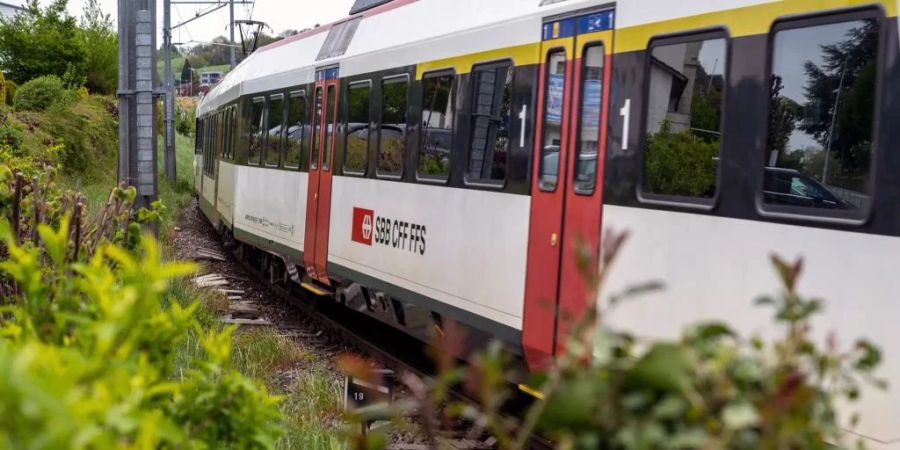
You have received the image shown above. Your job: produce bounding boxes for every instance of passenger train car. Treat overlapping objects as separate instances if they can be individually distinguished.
[195,0,900,445]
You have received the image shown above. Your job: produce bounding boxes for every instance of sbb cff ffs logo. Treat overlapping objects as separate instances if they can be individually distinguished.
[352,207,426,255]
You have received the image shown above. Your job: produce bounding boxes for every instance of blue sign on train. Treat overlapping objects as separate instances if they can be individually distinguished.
[578,11,614,34]
[543,10,614,41]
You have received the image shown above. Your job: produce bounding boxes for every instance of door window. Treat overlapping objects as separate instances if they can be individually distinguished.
[539,49,567,191]
[310,87,323,169]
[574,44,604,194]
[323,85,337,171]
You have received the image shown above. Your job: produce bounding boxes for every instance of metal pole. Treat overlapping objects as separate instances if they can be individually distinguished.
[163,0,176,181]
[117,0,158,214]
[822,61,847,185]
[116,0,129,185]
[229,0,236,70]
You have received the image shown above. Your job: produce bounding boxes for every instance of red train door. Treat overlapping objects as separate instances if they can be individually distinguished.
[523,12,614,369]
[304,70,340,285]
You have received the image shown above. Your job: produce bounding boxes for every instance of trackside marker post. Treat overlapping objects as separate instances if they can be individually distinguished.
[344,368,394,432]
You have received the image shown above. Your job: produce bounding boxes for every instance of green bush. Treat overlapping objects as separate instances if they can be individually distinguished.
[347,232,886,450]
[176,100,196,136]
[14,75,76,111]
[644,120,719,198]
[4,79,16,106]
[0,120,24,155]
[0,167,284,449]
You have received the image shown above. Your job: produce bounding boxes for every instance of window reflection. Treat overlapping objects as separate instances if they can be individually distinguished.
[419,74,454,179]
[468,63,512,183]
[345,83,371,173]
[323,86,337,170]
[575,44,604,193]
[285,93,307,169]
[311,88,323,169]
[765,19,878,212]
[249,98,265,165]
[379,78,408,175]
[540,50,566,191]
[644,38,726,199]
[266,95,284,167]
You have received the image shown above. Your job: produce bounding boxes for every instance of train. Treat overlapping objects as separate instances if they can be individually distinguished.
[194,0,900,445]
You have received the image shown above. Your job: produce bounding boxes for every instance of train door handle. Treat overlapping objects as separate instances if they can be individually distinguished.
[314,193,318,200]
[551,233,558,247]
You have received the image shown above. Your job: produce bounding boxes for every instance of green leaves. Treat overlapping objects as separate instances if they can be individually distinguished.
[0,188,282,449]
[628,344,693,394]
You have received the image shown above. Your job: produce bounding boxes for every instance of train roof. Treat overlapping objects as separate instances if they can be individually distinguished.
[198,0,899,116]
[198,0,601,114]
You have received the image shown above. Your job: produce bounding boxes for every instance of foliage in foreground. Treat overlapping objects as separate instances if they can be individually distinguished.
[348,231,886,450]
[0,164,283,449]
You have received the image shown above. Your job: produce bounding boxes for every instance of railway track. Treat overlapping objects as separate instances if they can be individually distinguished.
[186,205,555,449]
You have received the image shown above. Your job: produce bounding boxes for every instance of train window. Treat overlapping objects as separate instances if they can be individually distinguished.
[418,72,454,180]
[266,94,284,167]
[311,87,323,169]
[225,107,233,159]
[218,111,224,159]
[316,17,362,61]
[195,118,202,154]
[539,49,567,191]
[378,76,408,176]
[248,97,265,165]
[344,81,371,175]
[764,14,879,217]
[229,106,236,159]
[642,35,726,203]
[220,110,228,158]
[574,44,605,194]
[285,91,307,169]
[323,85,337,171]
[221,110,229,159]
[467,61,512,184]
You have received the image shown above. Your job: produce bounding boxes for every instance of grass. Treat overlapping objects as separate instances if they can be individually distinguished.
[231,328,306,380]
[276,365,346,450]
[160,127,347,448]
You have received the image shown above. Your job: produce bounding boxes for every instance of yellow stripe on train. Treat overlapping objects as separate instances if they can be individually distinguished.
[415,0,897,78]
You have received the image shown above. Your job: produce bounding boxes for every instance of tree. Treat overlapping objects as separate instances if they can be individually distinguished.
[180,58,193,85]
[79,0,117,94]
[767,75,801,162]
[798,20,878,185]
[0,0,85,84]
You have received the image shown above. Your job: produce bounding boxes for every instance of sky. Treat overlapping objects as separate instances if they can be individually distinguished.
[37,0,355,46]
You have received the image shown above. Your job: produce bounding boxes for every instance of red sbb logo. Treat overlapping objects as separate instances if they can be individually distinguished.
[351,207,427,255]
[352,207,374,246]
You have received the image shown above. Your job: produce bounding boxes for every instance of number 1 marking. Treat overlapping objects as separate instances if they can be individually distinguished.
[519,105,528,148]
[619,99,631,150]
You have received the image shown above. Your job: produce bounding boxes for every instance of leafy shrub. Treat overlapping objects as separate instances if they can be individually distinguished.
[176,100,196,136]
[347,232,886,450]
[4,79,16,106]
[644,120,719,197]
[0,72,6,106]
[0,120,24,155]
[14,75,75,111]
[0,165,284,449]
